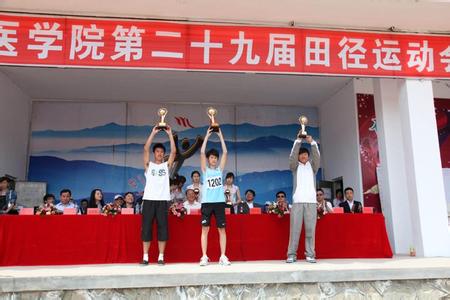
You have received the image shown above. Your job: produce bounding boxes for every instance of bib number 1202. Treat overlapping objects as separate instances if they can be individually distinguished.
[207,177,222,188]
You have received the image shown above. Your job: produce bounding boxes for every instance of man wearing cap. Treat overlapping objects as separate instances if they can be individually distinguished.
[113,194,124,207]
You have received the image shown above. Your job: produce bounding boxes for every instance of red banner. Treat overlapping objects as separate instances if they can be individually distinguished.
[357,94,381,213]
[1,13,450,78]
[435,98,450,168]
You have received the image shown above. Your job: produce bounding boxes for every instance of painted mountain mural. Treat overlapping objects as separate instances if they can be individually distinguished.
[29,116,321,203]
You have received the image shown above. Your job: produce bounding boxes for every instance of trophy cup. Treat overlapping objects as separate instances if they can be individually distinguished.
[224,189,232,205]
[156,107,168,130]
[207,107,219,132]
[297,115,308,138]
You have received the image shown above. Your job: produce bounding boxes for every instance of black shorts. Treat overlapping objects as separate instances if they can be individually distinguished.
[141,200,169,242]
[201,202,226,228]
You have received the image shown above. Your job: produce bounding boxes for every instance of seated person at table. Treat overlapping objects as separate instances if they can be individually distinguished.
[236,189,261,214]
[183,188,201,214]
[113,194,125,207]
[0,177,17,214]
[79,199,89,215]
[339,187,363,213]
[88,188,105,213]
[124,192,140,214]
[186,171,202,202]
[170,176,185,204]
[275,191,291,213]
[332,189,344,207]
[43,193,55,205]
[316,188,333,216]
[223,172,242,214]
[55,189,79,213]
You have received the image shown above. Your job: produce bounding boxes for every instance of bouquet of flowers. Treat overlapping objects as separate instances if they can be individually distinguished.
[317,205,325,219]
[267,201,288,218]
[36,203,60,216]
[169,202,187,218]
[102,203,122,216]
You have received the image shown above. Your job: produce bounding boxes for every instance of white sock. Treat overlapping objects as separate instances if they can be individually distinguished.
[158,253,164,261]
[143,253,148,261]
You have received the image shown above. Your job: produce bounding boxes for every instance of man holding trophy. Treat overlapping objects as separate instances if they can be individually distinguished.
[286,116,321,263]
[141,108,176,266]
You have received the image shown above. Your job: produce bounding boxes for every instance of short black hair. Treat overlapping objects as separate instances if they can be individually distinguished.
[124,192,134,198]
[0,176,8,182]
[225,172,235,179]
[276,191,286,197]
[206,148,219,159]
[336,189,343,195]
[344,187,354,193]
[43,193,55,202]
[80,199,88,204]
[179,176,186,184]
[245,189,256,197]
[152,143,166,153]
[60,189,72,196]
[316,188,324,193]
[191,170,200,178]
[299,147,310,156]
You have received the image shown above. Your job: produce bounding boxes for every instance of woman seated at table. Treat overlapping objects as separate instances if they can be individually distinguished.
[88,188,105,213]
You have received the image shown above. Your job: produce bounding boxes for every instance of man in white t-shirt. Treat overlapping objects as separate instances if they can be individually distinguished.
[286,135,320,264]
[141,125,176,266]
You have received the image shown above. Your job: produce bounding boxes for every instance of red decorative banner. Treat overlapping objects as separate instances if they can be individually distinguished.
[1,13,450,78]
[435,98,450,168]
[357,94,381,213]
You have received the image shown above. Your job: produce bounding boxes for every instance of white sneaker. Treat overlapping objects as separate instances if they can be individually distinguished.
[306,256,317,263]
[219,255,231,266]
[199,256,209,266]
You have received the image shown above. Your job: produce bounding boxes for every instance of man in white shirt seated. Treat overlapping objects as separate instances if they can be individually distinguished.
[316,188,333,214]
[55,189,79,213]
[183,188,201,214]
[186,170,202,202]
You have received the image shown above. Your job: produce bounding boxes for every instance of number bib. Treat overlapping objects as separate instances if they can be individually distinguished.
[207,176,222,189]
[202,167,225,203]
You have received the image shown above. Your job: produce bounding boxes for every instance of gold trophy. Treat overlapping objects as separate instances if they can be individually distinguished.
[156,107,168,130]
[224,189,232,205]
[207,107,219,132]
[297,115,308,138]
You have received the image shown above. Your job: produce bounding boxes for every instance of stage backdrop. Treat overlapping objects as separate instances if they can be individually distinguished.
[28,102,320,204]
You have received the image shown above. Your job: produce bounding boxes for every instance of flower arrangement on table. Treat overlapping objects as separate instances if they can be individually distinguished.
[102,203,122,216]
[169,201,187,218]
[267,201,289,218]
[36,203,60,215]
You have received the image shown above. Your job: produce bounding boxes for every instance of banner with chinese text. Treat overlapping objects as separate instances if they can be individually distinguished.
[1,13,450,78]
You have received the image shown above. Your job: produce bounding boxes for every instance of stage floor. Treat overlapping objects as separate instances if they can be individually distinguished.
[1,256,449,293]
